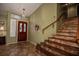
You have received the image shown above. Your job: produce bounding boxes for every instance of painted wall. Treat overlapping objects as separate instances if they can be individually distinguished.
[6,13,17,44]
[0,15,7,37]
[68,5,77,17]
[29,4,57,45]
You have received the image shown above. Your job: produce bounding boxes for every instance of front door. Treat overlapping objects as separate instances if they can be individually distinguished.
[18,21,27,41]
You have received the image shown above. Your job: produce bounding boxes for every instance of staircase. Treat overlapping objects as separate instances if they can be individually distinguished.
[36,17,79,56]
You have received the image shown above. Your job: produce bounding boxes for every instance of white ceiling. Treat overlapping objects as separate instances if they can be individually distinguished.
[0,3,42,17]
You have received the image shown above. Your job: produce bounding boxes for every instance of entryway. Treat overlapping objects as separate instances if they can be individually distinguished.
[18,21,27,41]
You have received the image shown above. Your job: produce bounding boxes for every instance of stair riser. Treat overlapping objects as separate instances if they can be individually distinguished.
[58,30,77,33]
[64,20,78,24]
[49,37,76,42]
[41,44,64,56]
[57,34,76,37]
[40,46,56,56]
[60,27,77,30]
[45,42,79,55]
[49,39,78,47]
[43,42,74,55]
[36,44,56,56]
[51,36,76,41]
[59,28,77,30]
[64,22,78,25]
[56,33,76,37]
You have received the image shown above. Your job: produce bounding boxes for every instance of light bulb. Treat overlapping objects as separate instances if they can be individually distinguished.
[0,26,4,30]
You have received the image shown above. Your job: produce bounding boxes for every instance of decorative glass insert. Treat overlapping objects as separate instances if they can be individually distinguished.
[24,23,26,32]
[20,23,22,32]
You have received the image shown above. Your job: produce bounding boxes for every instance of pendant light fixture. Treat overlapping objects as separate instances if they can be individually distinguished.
[22,8,26,19]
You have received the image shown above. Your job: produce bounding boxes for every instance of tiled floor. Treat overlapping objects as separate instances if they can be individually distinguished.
[0,41,44,56]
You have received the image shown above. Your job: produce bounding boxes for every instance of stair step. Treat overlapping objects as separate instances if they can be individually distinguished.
[59,28,77,30]
[37,45,55,56]
[44,41,78,55]
[61,26,77,29]
[65,18,78,23]
[48,38,79,48]
[64,22,78,25]
[40,44,64,56]
[36,49,46,56]
[49,37,76,43]
[45,41,79,55]
[64,20,78,24]
[57,29,77,33]
[62,24,78,28]
[53,35,76,41]
[56,33,76,37]
[43,42,75,55]
[38,44,57,56]
[47,39,79,50]
[36,44,48,55]
[64,18,78,25]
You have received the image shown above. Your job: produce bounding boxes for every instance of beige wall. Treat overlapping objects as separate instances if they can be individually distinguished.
[29,3,57,45]
[68,5,77,17]
[6,13,17,44]
[0,15,7,37]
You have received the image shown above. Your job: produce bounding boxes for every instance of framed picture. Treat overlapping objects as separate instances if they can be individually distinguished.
[35,24,40,31]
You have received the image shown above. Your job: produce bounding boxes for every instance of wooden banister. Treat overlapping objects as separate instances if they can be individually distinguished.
[42,12,65,34]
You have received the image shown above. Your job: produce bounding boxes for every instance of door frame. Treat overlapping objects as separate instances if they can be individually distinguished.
[16,20,28,42]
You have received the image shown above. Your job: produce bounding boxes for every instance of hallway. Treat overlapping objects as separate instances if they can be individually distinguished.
[0,42,43,56]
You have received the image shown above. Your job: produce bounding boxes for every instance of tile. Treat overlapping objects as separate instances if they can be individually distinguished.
[0,41,42,56]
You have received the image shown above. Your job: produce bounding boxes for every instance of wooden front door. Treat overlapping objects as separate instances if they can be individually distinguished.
[18,21,27,41]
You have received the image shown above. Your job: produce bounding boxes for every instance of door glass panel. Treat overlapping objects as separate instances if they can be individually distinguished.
[20,23,22,32]
[24,23,26,32]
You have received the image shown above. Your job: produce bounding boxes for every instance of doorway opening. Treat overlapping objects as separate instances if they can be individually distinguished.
[18,21,27,41]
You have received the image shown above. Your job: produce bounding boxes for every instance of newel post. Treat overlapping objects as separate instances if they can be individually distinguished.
[77,17,79,43]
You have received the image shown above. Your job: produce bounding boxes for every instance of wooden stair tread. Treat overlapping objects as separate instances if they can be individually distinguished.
[48,38,79,48]
[55,33,76,38]
[38,44,57,56]
[50,36,76,42]
[57,30,77,33]
[49,37,76,43]
[36,44,58,56]
[40,44,65,56]
[54,35,75,39]
[45,41,79,55]
[36,49,46,56]
[58,29,77,32]
[47,40,79,51]
[44,42,78,56]
[59,28,77,30]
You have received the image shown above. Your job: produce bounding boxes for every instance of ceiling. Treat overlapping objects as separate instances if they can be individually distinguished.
[0,3,42,17]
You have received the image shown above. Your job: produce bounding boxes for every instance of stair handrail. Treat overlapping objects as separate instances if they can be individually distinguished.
[42,12,65,34]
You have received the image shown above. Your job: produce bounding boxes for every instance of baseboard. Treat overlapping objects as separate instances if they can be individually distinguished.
[6,42,17,45]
